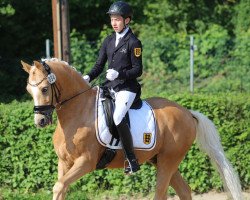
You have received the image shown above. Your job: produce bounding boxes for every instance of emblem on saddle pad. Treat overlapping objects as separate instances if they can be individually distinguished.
[143,133,152,144]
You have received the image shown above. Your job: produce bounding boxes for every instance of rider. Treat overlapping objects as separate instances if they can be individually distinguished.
[83,1,142,174]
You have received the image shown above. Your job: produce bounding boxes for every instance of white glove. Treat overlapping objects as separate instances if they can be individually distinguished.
[83,75,90,83]
[106,69,119,81]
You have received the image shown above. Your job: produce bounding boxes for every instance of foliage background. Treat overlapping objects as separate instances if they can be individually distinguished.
[0,0,250,198]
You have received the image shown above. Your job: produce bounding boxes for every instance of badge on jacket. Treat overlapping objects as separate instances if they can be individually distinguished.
[134,48,141,57]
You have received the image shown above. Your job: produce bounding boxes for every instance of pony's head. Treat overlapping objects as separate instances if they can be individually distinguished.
[21,60,57,128]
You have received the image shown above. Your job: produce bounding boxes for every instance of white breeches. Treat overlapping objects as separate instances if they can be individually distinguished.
[112,90,136,125]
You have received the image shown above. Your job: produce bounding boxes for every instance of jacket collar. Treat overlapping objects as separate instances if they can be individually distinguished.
[116,27,129,39]
[113,28,132,51]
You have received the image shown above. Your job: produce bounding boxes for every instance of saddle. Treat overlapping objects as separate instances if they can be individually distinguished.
[100,86,133,140]
[96,86,142,169]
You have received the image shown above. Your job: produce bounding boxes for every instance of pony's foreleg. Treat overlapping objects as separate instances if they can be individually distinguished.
[56,159,69,200]
[170,171,192,200]
[57,186,68,200]
[52,156,94,200]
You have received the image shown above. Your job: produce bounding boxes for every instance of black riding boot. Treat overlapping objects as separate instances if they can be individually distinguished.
[116,118,140,174]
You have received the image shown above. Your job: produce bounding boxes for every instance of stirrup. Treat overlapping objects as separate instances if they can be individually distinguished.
[124,159,140,175]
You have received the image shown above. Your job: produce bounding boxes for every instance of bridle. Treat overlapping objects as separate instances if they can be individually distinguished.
[28,61,93,122]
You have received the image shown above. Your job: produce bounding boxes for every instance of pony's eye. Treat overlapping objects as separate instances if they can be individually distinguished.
[41,87,48,94]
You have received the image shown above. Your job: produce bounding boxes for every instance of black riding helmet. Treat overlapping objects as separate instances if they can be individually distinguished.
[107,1,133,19]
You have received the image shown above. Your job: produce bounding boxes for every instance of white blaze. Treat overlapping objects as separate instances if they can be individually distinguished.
[31,85,40,106]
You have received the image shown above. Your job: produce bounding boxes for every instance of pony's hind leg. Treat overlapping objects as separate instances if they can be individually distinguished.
[154,154,180,200]
[170,170,192,200]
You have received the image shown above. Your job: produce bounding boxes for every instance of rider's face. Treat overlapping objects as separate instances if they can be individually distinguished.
[110,15,130,33]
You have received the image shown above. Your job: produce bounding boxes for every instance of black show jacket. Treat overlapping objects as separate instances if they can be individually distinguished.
[88,28,143,94]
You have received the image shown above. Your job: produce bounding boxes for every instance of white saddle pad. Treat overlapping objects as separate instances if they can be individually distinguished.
[95,87,157,151]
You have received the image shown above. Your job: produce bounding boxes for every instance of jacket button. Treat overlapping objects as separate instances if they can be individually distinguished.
[112,60,114,62]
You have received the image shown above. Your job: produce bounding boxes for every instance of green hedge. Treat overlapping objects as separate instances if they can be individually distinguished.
[0,93,249,195]
[0,101,57,191]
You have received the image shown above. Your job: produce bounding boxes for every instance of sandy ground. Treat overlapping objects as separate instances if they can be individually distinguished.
[108,191,250,200]
[168,191,250,200]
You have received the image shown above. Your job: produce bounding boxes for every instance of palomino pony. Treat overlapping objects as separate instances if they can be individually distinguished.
[21,59,242,200]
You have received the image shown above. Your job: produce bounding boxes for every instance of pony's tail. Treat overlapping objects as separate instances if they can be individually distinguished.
[190,110,243,200]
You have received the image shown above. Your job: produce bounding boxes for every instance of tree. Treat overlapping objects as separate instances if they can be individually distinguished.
[0,1,53,100]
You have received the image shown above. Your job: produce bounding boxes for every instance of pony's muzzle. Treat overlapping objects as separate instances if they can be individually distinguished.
[33,105,54,127]
[35,114,52,128]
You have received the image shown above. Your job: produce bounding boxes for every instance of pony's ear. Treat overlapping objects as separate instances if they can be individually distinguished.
[21,60,31,73]
[33,61,43,71]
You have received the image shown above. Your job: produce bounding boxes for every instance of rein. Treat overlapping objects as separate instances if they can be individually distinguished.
[57,69,101,107]
[58,86,93,107]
